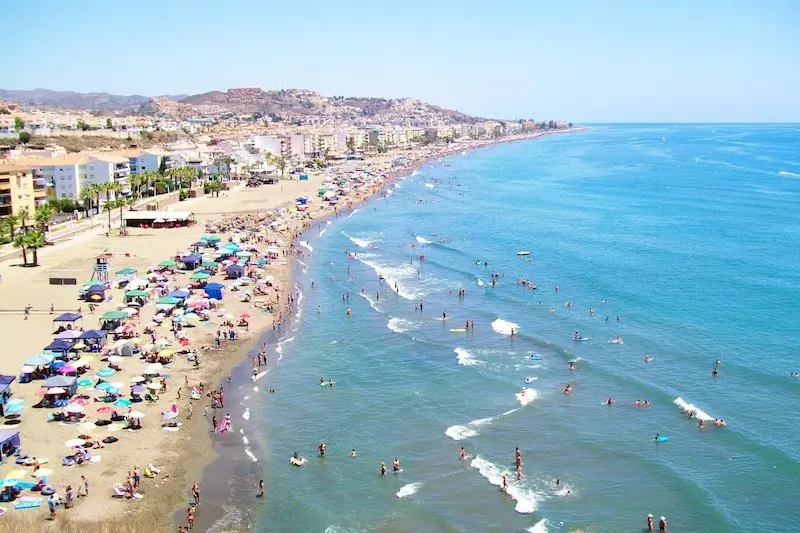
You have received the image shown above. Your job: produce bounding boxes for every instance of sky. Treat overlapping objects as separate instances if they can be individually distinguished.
[2,0,799,122]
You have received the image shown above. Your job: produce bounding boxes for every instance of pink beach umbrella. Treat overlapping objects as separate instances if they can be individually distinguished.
[58,365,77,375]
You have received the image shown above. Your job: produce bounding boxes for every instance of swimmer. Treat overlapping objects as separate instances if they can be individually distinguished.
[698,420,706,429]
[713,419,727,427]
[605,398,614,406]
[317,305,321,314]
[711,367,719,377]
[568,361,575,370]
[320,376,325,384]
[653,433,661,441]
[644,356,655,362]
[573,331,581,340]
[318,442,327,456]
[380,461,386,476]
[458,446,466,460]
[350,449,357,457]
[555,478,560,486]
[647,514,654,532]
[516,466,522,481]
[563,383,572,395]
[346,308,351,316]
[392,458,400,472]
[659,516,667,532]
[501,472,508,492]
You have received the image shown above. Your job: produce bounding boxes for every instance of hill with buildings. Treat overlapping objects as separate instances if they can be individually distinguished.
[0,89,186,112]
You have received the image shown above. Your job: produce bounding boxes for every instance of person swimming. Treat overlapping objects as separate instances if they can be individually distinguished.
[350,449,357,457]
[644,356,655,362]
[711,367,719,377]
[573,331,581,340]
[392,458,400,472]
[605,398,614,406]
[459,446,466,459]
[380,462,386,476]
[568,361,575,370]
[563,384,572,395]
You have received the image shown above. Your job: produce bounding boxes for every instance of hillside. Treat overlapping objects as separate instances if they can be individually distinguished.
[0,89,186,112]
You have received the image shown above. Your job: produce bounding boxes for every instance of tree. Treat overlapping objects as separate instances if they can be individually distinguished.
[0,214,18,244]
[34,203,55,239]
[18,131,31,144]
[0,107,10,115]
[13,233,28,266]
[77,120,91,131]
[16,206,30,232]
[91,184,103,215]
[103,199,117,232]
[206,179,222,197]
[79,186,95,216]
[222,156,233,180]
[346,137,355,153]
[13,117,24,131]
[158,157,168,175]
[106,118,113,129]
[25,230,46,266]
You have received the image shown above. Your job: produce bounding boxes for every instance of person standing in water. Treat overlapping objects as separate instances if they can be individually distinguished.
[380,461,387,476]
[459,447,466,460]
[393,458,400,472]
[318,442,326,457]
[646,514,654,531]
[659,516,667,532]
[501,472,509,492]
[258,480,264,498]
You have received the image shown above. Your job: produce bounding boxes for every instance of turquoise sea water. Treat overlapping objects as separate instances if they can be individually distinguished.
[227,125,800,532]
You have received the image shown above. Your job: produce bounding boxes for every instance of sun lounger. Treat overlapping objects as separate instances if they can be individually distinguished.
[13,498,42,509]
[111,485,128,498]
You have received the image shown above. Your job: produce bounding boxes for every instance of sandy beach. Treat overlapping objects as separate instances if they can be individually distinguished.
[0,131,573,531]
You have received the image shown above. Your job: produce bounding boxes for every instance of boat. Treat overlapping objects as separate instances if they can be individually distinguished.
[517,250,530,256]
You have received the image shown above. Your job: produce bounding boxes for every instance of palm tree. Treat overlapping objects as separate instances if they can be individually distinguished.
[79,187,95,217]
[222,156,233,179]
[0,213,19,243]
[91,184,103,215]
[103,199,117,232]
[25,230,46,266]
[129,174,145,200]
[13,233,28,265]
[35,203,55,237]
[206,179,222,197]
[16,206,30,233]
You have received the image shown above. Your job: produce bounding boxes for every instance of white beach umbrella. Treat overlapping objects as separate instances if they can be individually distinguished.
[130,376,146,384]
[64,438,85,448]
[146,383,161,390]
[144,363,163,374]
[46,387,66,395]
[108,355,124,363]
[128,411,145,419]
[65,404,83,414]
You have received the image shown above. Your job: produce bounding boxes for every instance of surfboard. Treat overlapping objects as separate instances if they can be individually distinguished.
[573,337,590,342]
[655,436,669,442]
[449,328,467,333]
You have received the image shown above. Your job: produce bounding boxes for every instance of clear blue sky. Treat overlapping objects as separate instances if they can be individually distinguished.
[2,0,798,122]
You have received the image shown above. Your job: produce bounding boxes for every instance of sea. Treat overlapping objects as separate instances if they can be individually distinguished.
[207,124,800,533]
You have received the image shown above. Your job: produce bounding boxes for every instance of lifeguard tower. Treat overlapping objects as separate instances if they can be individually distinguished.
[92,256,109,283]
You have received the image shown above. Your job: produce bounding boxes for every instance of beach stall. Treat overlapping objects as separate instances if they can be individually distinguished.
[84,284,106,303]
[43,339,76,357]
[52,313,82,333]
[0,430,21,463]
[204,282,225,301]
[180,254,202,270]
[100,311,129,331]
[225,264,244,280]
[79,329,107,349]
[115,267,138,287]
[122,210,195,228]
[124,289,149,307]
[43,375,77,397]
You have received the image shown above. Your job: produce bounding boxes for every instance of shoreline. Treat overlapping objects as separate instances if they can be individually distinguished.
[186,128,585,531]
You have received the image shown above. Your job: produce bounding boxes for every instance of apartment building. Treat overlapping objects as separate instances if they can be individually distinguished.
[0,165,47,219]
[119,148,172,175]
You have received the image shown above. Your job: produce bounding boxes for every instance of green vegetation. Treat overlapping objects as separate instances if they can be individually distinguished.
[13,117,24,131]
[18,131,31,144]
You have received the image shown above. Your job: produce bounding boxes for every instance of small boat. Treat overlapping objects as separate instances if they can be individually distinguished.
[517,250,530,256]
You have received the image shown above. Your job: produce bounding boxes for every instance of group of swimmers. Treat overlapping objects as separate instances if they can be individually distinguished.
[647,514,668,532]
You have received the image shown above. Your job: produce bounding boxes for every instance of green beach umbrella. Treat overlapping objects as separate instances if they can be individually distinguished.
[156,296,180,305]
[159,260,177,268]
[124,290,148,298]
[237,251,254,258]
[190,271,210,280]
[101,310,128,321]
[201,261,219,268]
[200,235,221,242]
[116,267,137,275]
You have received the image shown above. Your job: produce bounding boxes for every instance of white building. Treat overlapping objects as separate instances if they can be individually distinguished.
[11,154,90,200]
[289,134,312,160]
[119,148,172,175]
[250,135,283,157]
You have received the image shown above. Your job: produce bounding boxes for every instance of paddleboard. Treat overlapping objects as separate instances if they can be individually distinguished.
[573,337,590,342]
[655,436,669,442]
[449,328,467,333]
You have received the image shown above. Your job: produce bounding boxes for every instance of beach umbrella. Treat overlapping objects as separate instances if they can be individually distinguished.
[108,355,124,363]
[145,363,163,374]
[34,388,48,397]
[146,383,161,390]
[130,376,146,384]
[106,423,124,432]
[34,468,53,478]
[96,367,116,378]
[73,342,86,350]
[97,406,114,414]
[95,382,113,392]
[4,403,24,415]
[159,260,177,268]
[158,349,174,358]
[46,387,66,395]
[77,378,93,388]
[162,410,179,420]
[131,385,145,394]
[75,355,93,365]
[223,313,234,320]
[58,365,77,375]
[239,313,250,319]
[113,398,132,408]
[128,411,145,419]
[190,271,210,280]
[65,404,83,414]
[110,381,124,389]
[64,438,85,448]
[154,338,171,347]
[20,365,34,374]
[51,361,66,370]
[69,398,89,406]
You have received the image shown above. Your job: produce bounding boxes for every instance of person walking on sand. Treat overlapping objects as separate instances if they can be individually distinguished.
[47,493,57,520]
[212,415,218,432]
[258,479,264,498]
[192,482,200,506]
[187,506,195,529]
[187,402,193,420]
[79,474,89,497]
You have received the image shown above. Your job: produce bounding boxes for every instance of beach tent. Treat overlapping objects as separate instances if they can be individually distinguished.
[124,289,149,303]
[168,289,191,300]
[180,254,201,269]
[0,430,21,463]
[79,329,107,341]
[43,339,76,354]
[53,313,82,324]
[0,375,16,418]
[158,260,178,269]
[222,243,240,253]
[54,329,82,340]
[190,241,206,249]
[317,187,329,197]
[225,264,244,279]
[204,282,225,301]
[43,375,77,396]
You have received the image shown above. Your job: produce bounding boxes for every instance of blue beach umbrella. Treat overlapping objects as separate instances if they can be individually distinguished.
[106,387,120,395]
[95,382,113,391]
[96,368,116,378]
[77,378,93,388]
[4,403,24,415]
[113,398,132,408]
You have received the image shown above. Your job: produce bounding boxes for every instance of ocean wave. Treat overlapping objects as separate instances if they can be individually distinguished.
[445,415,497,441]
[298,240,313,252]
[415,235,432,245]
[244,447,258,462]
[357,257,426,300]
[242,408,250,420]
[425,183,435,189]
[492,318,519,335]
[346,208,360,219]
[358,292,384,313]
[470,456,539,513]
[387,317,417,333]
[319,228,327,237]
[411,170,420,176]
[296,259,309,271]
[674,396,714,421]
[396,482,421,498]
[528,519,549,532]
[778,170,800,177]
[455,347,483,367]
[516,388,538,406]
[341,231,372,249]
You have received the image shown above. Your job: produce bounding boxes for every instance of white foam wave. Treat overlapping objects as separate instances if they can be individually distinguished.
[387,317,416,333]
[673,397,714,421]
[357,257,425,300]
[296,259,309,271]
[319,228,327,237]
[492,318,519,335]
[411,170,420,176]
[342,231,372,248]
[396,482,421,498]
[516,388,538,406]
[298,240,313,252]
[778,170,800,177]
[242,408,250,420]
[244,447,258,462]
[477,279,485,287]
[445,416,494,440]
[359,292,383,313]
[241,434,249,445]
[415,235,432,245]
[528,519,549,532]
[252,371,267,382]
[346,208,360,219]
[455,347,483,367]
[470,456,539,513]
[424,183,435,189]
